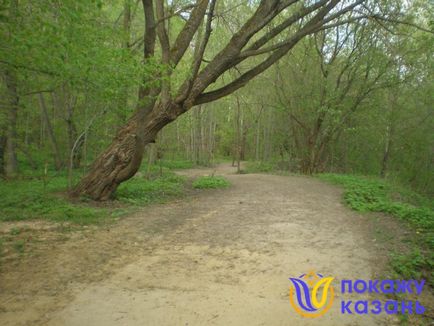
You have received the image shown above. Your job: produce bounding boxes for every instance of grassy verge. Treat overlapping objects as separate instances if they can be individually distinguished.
[0,161,190,260]
[192,176,230,189]
[0,176,109,225]
[145,159,194,170]
[117,173,185,205]
[244,161,277,173]
[0,160,190,225]
[244,161,299,175]
[318,174,433,289]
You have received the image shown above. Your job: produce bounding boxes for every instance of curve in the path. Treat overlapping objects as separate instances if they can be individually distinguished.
[46,164,392,326]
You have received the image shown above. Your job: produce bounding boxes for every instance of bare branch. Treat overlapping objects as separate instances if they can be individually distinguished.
[192,0,216,80]
[156,4,196,24]
[178,0,302,106]
[244,0,329,53]
[155,0,171,102]
[138,0,157,103]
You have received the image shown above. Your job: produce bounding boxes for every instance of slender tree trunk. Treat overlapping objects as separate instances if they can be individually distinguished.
[241,127,248,161]
[380,144,390,178]
[38,93,63,170]
[175,120,181,155]
[60,91,83,169]
[194,106,202,165]
[117,0,132,123]
[189,115,194,161]
[123,0,131,48]
[380,93,396,178]
[4,69,19,177]
[65,99,83,169]
[207,112,215,164]
[380,125,393,178]
[68,121,83,168]
[145,143,156,179]
[255,113,262,162]
[263,110,272,161]
[2,0,20,177]
[0,134,6,176]
[236,96,242,173]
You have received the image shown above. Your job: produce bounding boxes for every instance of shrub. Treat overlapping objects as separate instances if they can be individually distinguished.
[117,173,185,205]
[318,173,434,287]
[245,161,275,173]
[192,176,230,189]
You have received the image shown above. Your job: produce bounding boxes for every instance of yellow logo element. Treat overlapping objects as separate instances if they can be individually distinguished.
[289,270,335,318]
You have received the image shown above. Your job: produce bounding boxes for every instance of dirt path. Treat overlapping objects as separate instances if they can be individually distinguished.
[1,164,398,326]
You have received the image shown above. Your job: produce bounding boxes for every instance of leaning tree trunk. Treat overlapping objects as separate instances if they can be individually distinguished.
[71,102,178,200]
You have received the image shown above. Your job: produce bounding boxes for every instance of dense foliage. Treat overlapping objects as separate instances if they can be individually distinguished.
[0,162,186,224]
[0,0,432,195]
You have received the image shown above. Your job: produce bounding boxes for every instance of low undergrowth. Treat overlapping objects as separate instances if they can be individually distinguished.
[117,173,185,205]
[244,161,276,173]
[0,176,108,225]
[192,176,230,189]
[318,174,433,288]
[0,160,190,225]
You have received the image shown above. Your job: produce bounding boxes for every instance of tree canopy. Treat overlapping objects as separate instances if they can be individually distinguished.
[0,0,432,197]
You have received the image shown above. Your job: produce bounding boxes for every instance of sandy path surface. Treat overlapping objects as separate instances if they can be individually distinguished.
[1,164,396,326]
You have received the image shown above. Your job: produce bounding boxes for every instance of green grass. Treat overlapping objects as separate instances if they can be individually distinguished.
[390,250,429,281]
[192,176,230,189]
[139,159,193,173]
[318,174,434,232]
[0,176,108,224]
[0,161,190,225]
[158,160,193,170]
[12,239,25,254]
[318,173,434,288]
[244,161,276,173]
[117,173,185,205]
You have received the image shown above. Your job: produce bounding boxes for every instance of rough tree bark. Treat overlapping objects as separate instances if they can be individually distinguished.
[71,100,181,200]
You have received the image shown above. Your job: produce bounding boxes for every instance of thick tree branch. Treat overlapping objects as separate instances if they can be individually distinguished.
[176,0,217,104]
[368,14,434,34]
[156,4,196,24]
[142,0,156,59]
[191,0,216,80]
[170,0,209,66]
[244,0,329,54]
[138,0,157,103]
[194,0,344,105]
[155,0,171,102]
[178,0,302,107]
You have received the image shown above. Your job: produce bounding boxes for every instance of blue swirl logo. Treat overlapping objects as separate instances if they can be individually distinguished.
[289,271,335,318]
